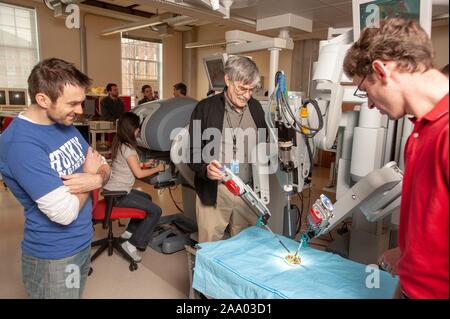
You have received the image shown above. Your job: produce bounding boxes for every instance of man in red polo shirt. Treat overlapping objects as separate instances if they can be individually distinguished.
[343,18,449,299]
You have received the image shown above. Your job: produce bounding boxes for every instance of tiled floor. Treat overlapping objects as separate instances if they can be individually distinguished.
[0,166,335,298]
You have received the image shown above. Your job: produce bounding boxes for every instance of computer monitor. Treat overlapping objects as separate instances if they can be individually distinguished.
[8,90,26,105]
[83,99,96,118]
[203,53,228,92]
[0,89,6,105]
[352,0,432,40]
[0,88,28,109]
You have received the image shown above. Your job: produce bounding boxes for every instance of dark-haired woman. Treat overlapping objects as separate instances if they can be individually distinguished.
[103,112,165,262]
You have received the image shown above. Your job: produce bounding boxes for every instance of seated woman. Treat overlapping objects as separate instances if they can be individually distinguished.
[103,112,165,262]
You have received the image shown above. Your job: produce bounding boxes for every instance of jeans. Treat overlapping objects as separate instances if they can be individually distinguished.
[114,188,162,249]
[22,245,91,299]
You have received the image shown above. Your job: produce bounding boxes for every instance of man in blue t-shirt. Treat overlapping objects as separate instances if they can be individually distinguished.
[0,58,111,298]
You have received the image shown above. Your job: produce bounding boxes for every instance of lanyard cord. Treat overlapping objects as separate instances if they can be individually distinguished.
[225,106,245,154]
[225,109,245,140]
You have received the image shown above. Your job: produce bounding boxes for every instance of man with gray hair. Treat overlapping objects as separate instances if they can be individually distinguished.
[188,55,268,243]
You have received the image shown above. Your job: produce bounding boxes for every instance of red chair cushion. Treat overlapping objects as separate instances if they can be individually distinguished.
[1,117,13,132]
[92,198,147,221]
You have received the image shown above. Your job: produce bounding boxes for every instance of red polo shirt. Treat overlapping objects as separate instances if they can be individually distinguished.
[397,93,449,299]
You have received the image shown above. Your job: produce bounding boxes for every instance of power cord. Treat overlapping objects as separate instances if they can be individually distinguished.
[168,186,184,213]
[337,222,349,235]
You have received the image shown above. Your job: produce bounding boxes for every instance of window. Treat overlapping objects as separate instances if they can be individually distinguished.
[121,37,162,107]
[0,2,39,90]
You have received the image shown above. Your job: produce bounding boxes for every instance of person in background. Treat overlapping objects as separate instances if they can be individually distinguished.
[173,83,187,98]
[138,85,156,105]
[344,18,448,299]
[0,58,111,298]
[188,55,267,243]
[100,83,124,121]
[103,112,165,262]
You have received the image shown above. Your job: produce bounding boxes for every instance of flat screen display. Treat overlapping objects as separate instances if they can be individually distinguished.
[8,91,26,105]
[206,59,226,90]
[0,90,6,105]
[83,99,96,117]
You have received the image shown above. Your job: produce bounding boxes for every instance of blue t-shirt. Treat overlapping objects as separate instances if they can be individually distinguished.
[0,117,93,259]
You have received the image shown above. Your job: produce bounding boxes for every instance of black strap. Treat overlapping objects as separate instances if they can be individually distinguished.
[225,106,246,156]
[401,291,410,299]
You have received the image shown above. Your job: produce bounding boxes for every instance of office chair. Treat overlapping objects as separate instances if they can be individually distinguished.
[91,189,147,272]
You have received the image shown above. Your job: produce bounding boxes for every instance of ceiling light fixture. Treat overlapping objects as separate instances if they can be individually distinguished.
[210,0,220,11]
[101,13,173,36]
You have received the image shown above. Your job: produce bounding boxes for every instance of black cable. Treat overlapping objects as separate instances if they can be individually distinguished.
[301,99,324,136]
[291,204,302,236]
[303,134,314,178]
[168,187,184,213]
[280,94,323,137]
[307,186,312,215]
[295,193,304,234]
[273,70,323,139]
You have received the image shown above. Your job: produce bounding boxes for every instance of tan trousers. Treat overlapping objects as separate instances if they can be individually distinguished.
[196,183,258,243]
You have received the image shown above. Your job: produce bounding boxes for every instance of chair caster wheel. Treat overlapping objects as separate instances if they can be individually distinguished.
[129,262,138,271]
[88,267,93,276]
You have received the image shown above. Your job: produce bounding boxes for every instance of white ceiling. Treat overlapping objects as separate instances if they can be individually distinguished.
[81,0,449,39]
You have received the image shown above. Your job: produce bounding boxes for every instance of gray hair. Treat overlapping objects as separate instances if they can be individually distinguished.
[224,55,261,88]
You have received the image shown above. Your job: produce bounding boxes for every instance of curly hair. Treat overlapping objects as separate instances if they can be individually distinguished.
[343,18,435,78]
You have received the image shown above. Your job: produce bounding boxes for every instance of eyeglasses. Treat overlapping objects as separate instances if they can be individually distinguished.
[231,81,255,95]
[353,74,368,99]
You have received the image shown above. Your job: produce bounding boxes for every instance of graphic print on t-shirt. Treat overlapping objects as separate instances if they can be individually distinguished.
[48,136,86,177]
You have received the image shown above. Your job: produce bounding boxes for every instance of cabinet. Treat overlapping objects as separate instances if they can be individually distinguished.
[89,128,116,156]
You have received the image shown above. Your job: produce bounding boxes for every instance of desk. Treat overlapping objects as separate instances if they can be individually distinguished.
[0,107,26,115]
[192,227,398,299]
[89,128,116,156]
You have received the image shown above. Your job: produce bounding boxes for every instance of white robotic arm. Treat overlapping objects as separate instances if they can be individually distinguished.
[311,28,366,151]
[304,161,403,239]
[312,32,349,151]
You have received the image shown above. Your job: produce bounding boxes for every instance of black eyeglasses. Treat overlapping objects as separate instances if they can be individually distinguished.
[231,81,255,95]
[353,74,368,99]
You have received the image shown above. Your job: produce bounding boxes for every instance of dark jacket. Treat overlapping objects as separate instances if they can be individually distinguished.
[100,96,124,121]
[188,91,268,206]
[138,96,157,105]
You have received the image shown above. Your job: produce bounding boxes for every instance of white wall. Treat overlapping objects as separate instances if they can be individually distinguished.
[431,25,449,69]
